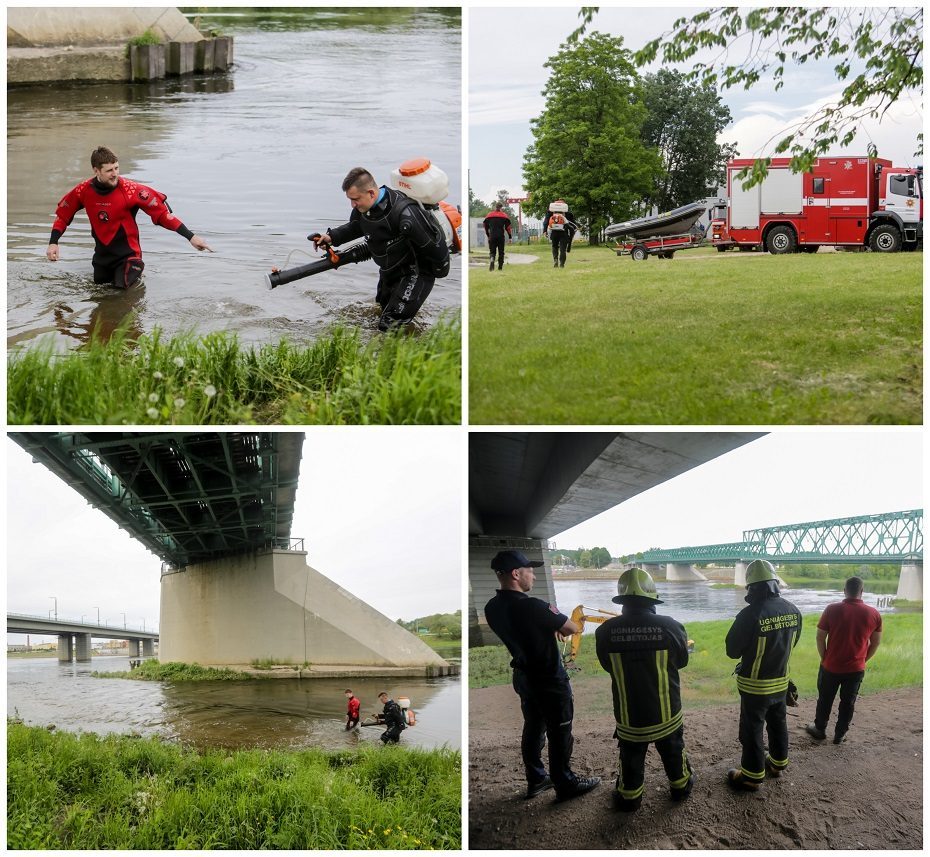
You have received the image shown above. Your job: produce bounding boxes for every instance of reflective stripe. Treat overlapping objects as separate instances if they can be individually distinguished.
[750,636,766,679]
[656,649,671,724]
[615,710,683,743]
[609,652,630,726]
[618,782,645,800]
[737,674,789,695]
[805,197,869,207]
[741,765,766,782]
[669,750,691,789]
[767,754,789,769]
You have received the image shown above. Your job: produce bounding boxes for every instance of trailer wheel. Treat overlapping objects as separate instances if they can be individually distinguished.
[631,245,648,261]
[869,223,902,253]
[657,252,675,259]
[766,225,797,254]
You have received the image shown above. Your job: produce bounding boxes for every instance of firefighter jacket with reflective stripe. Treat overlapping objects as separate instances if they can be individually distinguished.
[595,606,689,743]
[726,594,802,695]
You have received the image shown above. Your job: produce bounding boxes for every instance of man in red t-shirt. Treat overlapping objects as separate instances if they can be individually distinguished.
[344,689,361,730]
[806,576,882,744]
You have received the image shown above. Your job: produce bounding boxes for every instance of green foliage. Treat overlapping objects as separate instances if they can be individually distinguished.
[127,28,162,49]
[471,613,922,699]
[469,186,490,217]
[7,723,461,849]
[639,69,737,210]
[469,246,921,424]
[8,317,461,426]
[92,660,256,682]
[397,611,462,640]
[523,32,663,243]
[633,7,924,177]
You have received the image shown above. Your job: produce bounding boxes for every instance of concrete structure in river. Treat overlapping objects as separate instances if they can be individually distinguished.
[6,614,158,662]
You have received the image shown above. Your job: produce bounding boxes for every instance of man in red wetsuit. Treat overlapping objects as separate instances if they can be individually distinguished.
[344,689,361,730]
[482,202,512,271]
[806,576,883,744]
[46,146,212,288]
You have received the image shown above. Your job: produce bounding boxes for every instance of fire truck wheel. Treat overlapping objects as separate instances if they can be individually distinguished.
[766,225,797,254]
[631,245,648,261]
[869,224,902,253]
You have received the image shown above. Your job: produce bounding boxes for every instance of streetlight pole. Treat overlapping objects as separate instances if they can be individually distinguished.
[49,596,57,621]
[122,612,126,629]
[94,606,100,625]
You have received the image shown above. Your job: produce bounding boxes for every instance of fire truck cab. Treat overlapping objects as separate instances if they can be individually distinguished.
[719,156,922,254]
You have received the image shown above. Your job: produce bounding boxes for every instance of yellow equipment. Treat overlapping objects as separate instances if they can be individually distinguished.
[560,604,695,667]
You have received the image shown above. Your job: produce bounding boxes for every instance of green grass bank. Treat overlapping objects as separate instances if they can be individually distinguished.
[8,316,461,425]
[92,660,260,681]
[469,246,921,424]
[7,722,460,849]
[469,613,921,708]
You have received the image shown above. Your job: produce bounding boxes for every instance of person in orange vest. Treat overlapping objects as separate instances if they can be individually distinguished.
[483,203,512,271]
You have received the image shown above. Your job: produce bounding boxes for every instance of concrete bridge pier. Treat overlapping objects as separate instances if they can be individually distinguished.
[469,538,553,647]
[666,563,707,582]
[141,638,155,657]
[734,561,748,586]
[74,633,92,662]
[57,635,73,662]
[896,560,923,601]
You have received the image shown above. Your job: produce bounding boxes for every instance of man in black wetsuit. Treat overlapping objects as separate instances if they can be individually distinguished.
[377,692,407,744]
[543,202,577,269]
[47,146,212,288]
[311,167,450,331]
[483,549,600,802]
[482,202,512,270]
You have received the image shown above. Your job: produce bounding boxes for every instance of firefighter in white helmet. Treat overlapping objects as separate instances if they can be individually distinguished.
[725,560,802,791]
[595,567,693,811]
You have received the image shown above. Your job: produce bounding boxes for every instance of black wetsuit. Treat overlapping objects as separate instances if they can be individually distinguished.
[327,186,450,330]
[380,699,406,744]
[543,210,576,267]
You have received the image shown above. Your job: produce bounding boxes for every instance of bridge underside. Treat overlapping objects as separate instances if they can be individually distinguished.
[11,432,303,567]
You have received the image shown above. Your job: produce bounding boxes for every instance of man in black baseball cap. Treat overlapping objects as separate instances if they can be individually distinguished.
[483,549,601,802]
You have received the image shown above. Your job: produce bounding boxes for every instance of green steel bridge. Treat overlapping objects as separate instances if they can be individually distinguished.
[642,509,923,564]
[10,432,304,568]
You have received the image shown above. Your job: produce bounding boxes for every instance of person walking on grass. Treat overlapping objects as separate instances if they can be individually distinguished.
[47,146,212,289]
[483,202,512,271]
[542,199,576,268]
[483,549,600,803]
[725,560,802,792]
[806,576,882,745]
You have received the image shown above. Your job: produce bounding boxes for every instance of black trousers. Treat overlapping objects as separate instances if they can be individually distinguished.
[488,236,505,268]
[513,670,577,793]
[380,725,404,744]
[616,726,691,800]
[550,231,569,266]
[375,264,434,330]
[814,666,864,737]
[738,692,788,783]
[93,255,144,288]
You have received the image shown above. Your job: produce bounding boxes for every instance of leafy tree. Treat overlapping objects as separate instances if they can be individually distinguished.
[639,69,737,210]
[523,32,663,244]
[570,8,923,183]
[590,547,613,568]
[634,7,924,183]
[492,189,520,223]
[577,548,593,568]
[469,186,489,218]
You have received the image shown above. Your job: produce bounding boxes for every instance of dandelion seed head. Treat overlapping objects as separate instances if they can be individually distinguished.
[146,408,159,419]
[204,384,217,398]
[153,371,164,380]
[174,398,186,409]
[148,393,159,403]
[173,356,185,368]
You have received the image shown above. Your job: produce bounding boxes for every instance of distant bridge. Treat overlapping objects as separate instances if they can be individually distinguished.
[641,510,923,598]
[7,613,159,662]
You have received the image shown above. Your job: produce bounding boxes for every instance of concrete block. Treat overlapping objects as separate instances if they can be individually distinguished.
[57,635,73,663]
[75,633,92,662]
[212,36,233,71]
[130,43,166,81]
[167,41,194,76]
[194,39,215,73]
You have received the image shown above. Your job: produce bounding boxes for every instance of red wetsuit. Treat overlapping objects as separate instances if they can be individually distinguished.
[50,177,194,286]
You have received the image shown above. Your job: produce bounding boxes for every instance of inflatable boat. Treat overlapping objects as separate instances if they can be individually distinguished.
[605,201,707,239]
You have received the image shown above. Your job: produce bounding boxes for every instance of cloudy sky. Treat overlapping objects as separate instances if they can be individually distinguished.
[469,6,923,207]
[553,431,923,558]
[7,431,462,642]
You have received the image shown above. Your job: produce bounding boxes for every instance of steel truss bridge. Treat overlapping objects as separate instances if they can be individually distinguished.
[642,509,923,564]
[11,432,304,568]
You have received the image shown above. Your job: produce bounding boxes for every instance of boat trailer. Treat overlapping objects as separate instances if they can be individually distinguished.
[614,231,706,261]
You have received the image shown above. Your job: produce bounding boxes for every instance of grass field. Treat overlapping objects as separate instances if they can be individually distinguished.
[469,613,921,711]
[7,315,461,425]
[468,245,922,424]
[7,722,460,849]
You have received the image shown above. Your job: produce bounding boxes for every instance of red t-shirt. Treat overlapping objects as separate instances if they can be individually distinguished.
[347,696,360,719]
[818,598,882,673]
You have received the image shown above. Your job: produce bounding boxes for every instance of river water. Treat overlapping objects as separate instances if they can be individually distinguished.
[7,655,460,751]
[7,8,462,350]
[554,579,901,628]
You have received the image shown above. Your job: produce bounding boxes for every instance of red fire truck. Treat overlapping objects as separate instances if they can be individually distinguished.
[711,156,922,254]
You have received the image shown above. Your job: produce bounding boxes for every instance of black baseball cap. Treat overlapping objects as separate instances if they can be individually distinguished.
[491,550,543,573]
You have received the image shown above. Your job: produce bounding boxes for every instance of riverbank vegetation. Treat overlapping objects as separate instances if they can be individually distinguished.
[92,660,258,682]
[469,246,921,424]
[469,613,922,703]
[7,721,460,849]
[7,316,461,425]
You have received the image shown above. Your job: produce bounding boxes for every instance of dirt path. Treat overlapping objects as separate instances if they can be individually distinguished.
[469,682,922,849]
